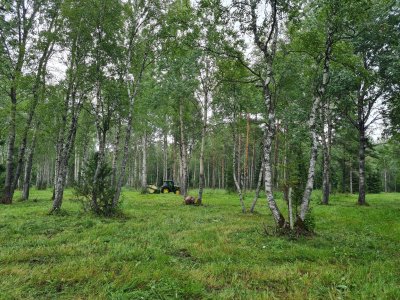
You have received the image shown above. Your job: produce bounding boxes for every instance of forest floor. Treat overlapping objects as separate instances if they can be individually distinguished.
[0,189,399,299]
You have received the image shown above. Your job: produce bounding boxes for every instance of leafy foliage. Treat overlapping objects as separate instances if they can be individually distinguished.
[74,153,119,216]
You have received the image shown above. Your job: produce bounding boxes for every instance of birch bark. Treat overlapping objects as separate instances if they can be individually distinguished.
[299,27,334,221]
[179,100,189,197]
[22,125,38,201]
[141,133,147,190]
[2,3,39,204]
[233,133,246,213]
[198,80,209,204]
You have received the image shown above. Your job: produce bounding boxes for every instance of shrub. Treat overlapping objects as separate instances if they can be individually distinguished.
[74,152,119,217]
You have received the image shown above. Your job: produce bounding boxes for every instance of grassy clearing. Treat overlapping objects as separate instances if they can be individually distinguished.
[0,189,399,299]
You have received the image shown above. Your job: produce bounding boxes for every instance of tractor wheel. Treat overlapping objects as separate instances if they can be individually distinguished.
[162,188,169,194]
[175,190,180,195]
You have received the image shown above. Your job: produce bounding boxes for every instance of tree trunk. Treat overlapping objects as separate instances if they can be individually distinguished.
[92,126,106,212]
[113,106,133,205]
[321,101,332,205]
[113,39,147,206]
[263,121,286,227]
[358,128,367,205]
[1,4,34,204]
[198,91,208,204]
[250,140,255,189]
[299,26,333,221]
[283,125,289,202]
[384,169,387,193]
[52,110,81,212]
[52,164,66,211]
[111,118,121,187]
[22,125,38,200]
[12,65,50,197]
[172,141,177,182]
[179,101,188,197]
[299,94,321,220]
[288,187,294,230]
[244,113,250,190]
[321,119,328,203]
[74,148,79,183]
[212,156,216,189]
[273,122,280,189]
[250,159,264,213]
[233,133,246,213]
[237,126,242,187]
[9,12,58,200]
[349,162,353,194]
[163,130,168,181]
[2,94,16,204]
[221,152,225,190]
[141,132,147,190]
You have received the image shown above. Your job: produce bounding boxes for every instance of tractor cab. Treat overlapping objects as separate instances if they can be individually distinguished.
[161,180,180,194]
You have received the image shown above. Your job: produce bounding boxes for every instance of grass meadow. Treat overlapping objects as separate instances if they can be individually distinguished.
[1,189,399,299]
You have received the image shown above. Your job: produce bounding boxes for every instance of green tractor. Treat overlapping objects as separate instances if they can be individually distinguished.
[147,180,181,195]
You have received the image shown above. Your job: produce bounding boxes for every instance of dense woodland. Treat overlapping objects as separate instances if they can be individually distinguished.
[0,0,399,229]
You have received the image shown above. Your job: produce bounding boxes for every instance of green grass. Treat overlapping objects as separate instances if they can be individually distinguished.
[1,189,399,299]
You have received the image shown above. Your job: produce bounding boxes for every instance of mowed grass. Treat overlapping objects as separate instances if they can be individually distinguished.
[0,189,399,299]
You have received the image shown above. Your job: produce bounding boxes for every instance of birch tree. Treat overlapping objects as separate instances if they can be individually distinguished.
[11,1,61,200]
[1,0,43,204]
[225,0,286,227]
[51,0,94,212]
[196,56,217,204]
[112,0,164,207]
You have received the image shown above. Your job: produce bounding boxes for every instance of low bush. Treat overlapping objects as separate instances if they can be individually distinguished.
[74,152,119,217]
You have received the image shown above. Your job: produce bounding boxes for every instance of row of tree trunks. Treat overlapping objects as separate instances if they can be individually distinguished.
[11,15,58,200]
[1,3,59,204]
[1,2,38,204]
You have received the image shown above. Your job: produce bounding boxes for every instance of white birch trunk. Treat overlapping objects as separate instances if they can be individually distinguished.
[179,101,188,197]
[299,27,333,221]
[250,159,264,213]
[141,133,147,190]
[288,187,294,230]
[198,88,208,204]
[233,135,246,213]
[163,131,168,181]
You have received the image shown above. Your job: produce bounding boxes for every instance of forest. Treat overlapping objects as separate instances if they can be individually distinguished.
[1,0,399,298]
